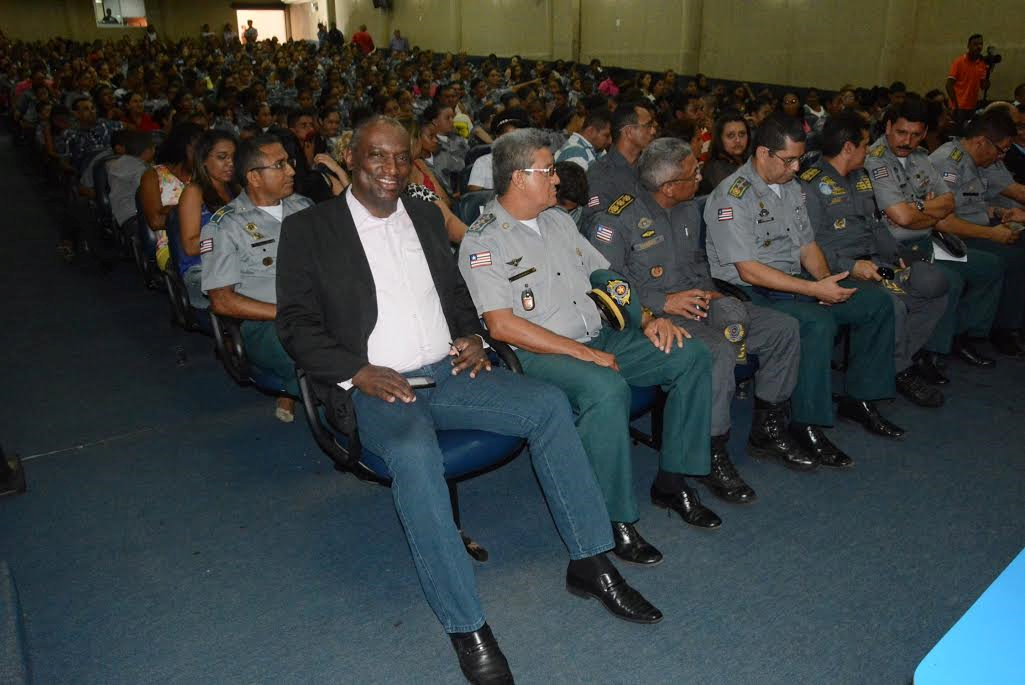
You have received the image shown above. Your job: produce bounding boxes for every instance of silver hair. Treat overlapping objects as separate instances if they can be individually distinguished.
[492,128,551,195]
[637,137,693,191]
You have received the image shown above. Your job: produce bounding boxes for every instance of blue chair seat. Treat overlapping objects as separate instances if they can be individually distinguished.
[629,385,658,420]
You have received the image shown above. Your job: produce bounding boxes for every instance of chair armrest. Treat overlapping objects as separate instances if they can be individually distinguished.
[296,368,362,473]
[481,331,523,374]
[209,311,251,384]
[713,278,751,302]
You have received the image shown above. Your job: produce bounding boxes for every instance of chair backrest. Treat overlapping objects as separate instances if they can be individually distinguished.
[463,144,491,168]
[209,311,251,385]
[457,190,495,225]
[92,155,116,220]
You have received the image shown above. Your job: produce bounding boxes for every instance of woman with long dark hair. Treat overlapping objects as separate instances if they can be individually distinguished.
[138,122,202,271]
[699,110,751,195]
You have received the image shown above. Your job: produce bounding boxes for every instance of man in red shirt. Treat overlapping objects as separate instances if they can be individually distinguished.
[351,24,375,55]
[946,33,991,129]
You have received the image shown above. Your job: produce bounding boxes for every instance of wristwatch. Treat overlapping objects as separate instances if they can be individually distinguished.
[913,199,925,212]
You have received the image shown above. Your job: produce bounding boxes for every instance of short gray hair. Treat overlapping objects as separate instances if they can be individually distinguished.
[637,137,693,191]
[493,128,551,195]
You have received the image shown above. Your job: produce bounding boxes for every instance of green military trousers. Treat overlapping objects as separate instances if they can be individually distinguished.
[904,236,1003,351]
[516,326,711,524]
[240,320,300,396]
[963,238,1024,331]
[743,279,896,427]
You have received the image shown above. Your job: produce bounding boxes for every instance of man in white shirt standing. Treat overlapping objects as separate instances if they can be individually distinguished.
[275,116,661,684]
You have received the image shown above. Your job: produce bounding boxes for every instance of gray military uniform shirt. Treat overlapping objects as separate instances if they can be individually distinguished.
[587,184,712,315]
[863,135,949,242]
[981,160,1020,210]
[703,159,815,286]
[929,139,993,225]
[582,147,638,230]
[200,189,314,304]
[459,198,608,342]
[798,160,900,273]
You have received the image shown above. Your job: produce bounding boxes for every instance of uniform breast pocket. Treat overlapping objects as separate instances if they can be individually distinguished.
[630,237,668,280]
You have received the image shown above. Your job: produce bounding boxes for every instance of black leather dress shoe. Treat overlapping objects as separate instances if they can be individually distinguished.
[836,398,905,438]
[990,330,1025,358]
[895,368,944,408]
[914,351,950,385]
[789,424,854,469]
[611,522,663,565]
[449,624,514,684]
[747,398,817,471]
[566,561,663,624]
[694,434,757,503]
[650,484,722,529]
[953,335,995,367]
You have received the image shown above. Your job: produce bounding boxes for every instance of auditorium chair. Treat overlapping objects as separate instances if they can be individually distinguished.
[131,190,164,291]
[457,190,495,225]
[296,337,528,562]
[209,312,292,397]
[162,208,211,335]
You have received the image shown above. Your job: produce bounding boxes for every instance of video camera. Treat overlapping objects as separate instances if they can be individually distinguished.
[983,46,1002,67]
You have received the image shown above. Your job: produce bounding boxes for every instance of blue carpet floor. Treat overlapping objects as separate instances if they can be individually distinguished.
[1,134,1023,684]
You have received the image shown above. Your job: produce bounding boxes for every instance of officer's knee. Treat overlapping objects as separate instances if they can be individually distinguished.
[798,310,838,347]
[578,367,631,412]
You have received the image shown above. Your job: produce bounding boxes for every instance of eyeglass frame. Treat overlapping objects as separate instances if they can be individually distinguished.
[986,137,1011,156]
[768,149,802,168]
[249,157,296,173]
[518,165,558,177]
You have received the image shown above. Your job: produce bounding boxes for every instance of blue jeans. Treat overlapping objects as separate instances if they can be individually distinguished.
[350,359,613,634]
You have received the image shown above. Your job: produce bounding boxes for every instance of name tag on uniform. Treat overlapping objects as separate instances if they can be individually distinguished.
[508,267,536,282]
[756,216,774,224]
[631,235,665,251]
[251,238,276,247]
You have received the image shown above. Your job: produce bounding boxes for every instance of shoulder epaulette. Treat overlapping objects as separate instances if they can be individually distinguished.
[728,176,751,199]
[210,206,234,224]
[799,167,822,182]
[467,212,496,234]
[949,148,963,162]
[869,144,886,158]
[607,194,634,216]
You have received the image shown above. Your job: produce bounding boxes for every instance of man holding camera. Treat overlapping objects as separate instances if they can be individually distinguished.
[946,34,994,130]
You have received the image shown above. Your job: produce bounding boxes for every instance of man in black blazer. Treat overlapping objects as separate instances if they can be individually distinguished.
[275,116,661,684]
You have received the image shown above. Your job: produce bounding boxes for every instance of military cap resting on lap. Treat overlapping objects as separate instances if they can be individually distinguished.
[705,114,903,445]
[460,128,719,570]
[799,112,949,408]
[589,136,818,491]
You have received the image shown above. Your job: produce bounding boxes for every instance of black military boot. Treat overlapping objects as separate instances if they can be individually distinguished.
[695,434,757,503]
[747,398,817,471]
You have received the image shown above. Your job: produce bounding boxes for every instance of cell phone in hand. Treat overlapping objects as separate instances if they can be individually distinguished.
[407,376,436,389]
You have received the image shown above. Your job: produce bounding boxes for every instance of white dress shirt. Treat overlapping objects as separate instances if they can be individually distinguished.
[340,189,452,387]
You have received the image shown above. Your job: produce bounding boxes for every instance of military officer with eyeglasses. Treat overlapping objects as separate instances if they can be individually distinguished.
[461,128,721,568]
[705,114,903,455]
[201,134,313,399]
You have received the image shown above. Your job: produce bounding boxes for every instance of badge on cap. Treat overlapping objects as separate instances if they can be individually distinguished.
[607,279,631,305]
[521,287,535,311]
[649,265,664,279]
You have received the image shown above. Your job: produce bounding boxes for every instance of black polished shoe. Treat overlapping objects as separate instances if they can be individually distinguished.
[650,484,722,529]
[449,624,514,684]
[836,398,905,439]
[895,368,944,408]
[914,351,950,385]
[953,335,995,367]
[694,434,757,503]
[990,329,1025,358]
[747,398,817,471]
[789,424,854,469]
[566,558,663,624]
[611,522,663,566]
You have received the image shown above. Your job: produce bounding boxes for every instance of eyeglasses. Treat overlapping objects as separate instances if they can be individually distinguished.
[626,119,658,131]
[662,170,702,187]
[519,165,558,177]
[986,138,1011,156]
[249,158,296,172]
[769,150,801,168]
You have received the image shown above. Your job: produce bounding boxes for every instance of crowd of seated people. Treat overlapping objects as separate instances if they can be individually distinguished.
[4,25,1025,684]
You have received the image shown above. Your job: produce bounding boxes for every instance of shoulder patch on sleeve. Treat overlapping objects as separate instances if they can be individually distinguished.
[799,167,822,182]
[869,144,886,158]
[728,177,751,199]
[210,206,234,224]
[949,148,963,162]
[607,194,634,216]
[467,212,495,234]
